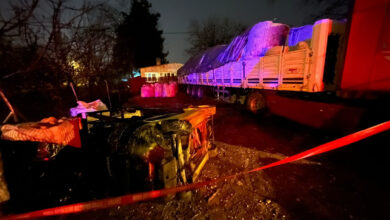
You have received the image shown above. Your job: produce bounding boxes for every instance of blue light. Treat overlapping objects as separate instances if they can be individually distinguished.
[133,71,141,77]
[287,24,313,47]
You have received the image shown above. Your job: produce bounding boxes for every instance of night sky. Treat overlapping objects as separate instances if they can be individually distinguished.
[0,0,340,63]
[148,0,331,63]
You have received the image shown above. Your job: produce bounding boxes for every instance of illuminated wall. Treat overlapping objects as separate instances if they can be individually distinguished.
[140,63,183,82]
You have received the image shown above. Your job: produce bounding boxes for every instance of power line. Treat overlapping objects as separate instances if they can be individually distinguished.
[163,31,191,35]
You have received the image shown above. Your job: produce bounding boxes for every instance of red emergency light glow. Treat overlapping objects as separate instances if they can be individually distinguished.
[341,0,390,92]
[3,120,390,220]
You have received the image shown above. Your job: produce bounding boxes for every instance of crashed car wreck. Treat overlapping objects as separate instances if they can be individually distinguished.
[0,105,215,212]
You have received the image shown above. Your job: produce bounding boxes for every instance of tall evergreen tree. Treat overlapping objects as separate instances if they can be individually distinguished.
[113,0,167,75]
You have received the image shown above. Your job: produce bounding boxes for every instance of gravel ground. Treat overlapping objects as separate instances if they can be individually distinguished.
[51,140,322,220]
[2,93,390,219]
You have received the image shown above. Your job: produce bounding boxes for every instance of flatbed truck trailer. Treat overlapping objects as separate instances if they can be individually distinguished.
[178,0,390,131]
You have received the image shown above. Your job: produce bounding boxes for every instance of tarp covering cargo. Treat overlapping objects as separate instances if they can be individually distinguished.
[178,45,227,76]
[217,29,250,63]
[178,21,289,75]
[242,22,289,58]
[219,21,288,63]
[287,24,313,47]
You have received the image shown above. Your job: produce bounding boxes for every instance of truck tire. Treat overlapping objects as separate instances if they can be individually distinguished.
[191,86,197,97]
[197,87,204,98]
[228,94,237,104]
[246,92,266,114]
[213,87,219,99]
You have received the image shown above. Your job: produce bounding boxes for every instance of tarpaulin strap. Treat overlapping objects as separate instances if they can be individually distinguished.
[3,120,390,220]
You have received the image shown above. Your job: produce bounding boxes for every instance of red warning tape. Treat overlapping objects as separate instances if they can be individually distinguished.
[3,121,390,220]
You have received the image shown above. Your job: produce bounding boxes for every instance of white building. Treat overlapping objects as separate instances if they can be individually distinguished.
[140,63,183,83]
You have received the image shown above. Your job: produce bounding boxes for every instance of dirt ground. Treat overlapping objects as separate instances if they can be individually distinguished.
[53,140,322,220]
[2,93,390,219]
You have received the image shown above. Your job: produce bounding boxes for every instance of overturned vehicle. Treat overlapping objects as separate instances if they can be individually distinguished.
[0,105,215,212]
[100,105,215,191]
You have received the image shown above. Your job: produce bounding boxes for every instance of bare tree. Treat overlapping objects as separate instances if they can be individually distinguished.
[186,17,246,57]
[0,0,39,37]
[0,0,123,120]
[0,0,119,88]
[70,3,118,87]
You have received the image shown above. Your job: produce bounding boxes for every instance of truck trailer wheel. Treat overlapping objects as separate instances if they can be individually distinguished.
[246,92,266,114]
[191,86,198,97]
[197,87,204,98]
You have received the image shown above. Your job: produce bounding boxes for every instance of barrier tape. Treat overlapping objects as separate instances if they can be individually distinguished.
[3,120,390,220]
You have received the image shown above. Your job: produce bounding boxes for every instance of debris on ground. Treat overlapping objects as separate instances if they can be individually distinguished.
[53,141,322,219]
[70,100,108,117]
